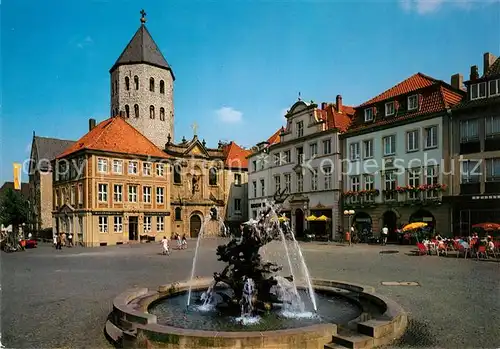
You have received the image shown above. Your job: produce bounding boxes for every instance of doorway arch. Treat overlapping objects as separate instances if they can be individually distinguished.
[295,209,304,238]
[409,209,436,230]
[189,214,202,238]
[353,212,372,238]
[382,210,398,242]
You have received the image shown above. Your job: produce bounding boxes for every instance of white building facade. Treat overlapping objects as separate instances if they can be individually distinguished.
[341,73,464,242]
[248,98,353,240]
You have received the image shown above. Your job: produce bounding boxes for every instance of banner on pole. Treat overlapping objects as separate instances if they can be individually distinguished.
[13,163,22,190]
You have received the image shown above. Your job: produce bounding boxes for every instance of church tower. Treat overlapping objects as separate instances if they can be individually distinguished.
[110,10,175,148]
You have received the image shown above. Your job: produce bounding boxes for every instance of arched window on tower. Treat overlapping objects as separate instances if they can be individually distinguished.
[149,77,155,92]
[160,80,165,94]
[134,76,139,90]
[134,104,139,118]
[209,167,218,186]
[125,105,130,118]
[125,77,130,91]
[114,80,118,95]
[159,108,165,121]
[150,105,155,119]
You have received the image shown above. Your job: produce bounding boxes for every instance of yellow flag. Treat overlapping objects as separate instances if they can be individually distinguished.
[13,163,22,190]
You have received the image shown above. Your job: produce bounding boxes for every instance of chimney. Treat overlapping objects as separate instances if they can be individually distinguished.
[321,102,328,110]
[89,118,96,131]
[450,73,463,90]
[483,52,497,75]
[470,65,479,80]
[336,95,343,112]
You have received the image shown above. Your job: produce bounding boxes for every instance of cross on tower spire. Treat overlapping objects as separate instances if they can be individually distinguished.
[140,9,147,24]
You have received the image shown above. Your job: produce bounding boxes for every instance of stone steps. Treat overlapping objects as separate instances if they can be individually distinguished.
[330,329,375,349]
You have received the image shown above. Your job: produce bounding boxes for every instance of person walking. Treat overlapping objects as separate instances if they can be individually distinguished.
[181,234,187,249]
[381,225,388,246]
[161,236,170,255]
[56,234,62,250]
[53,234,57,248]
[68,233,73,247]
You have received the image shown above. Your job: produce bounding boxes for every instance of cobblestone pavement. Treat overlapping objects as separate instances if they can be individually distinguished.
[1,239,499,349]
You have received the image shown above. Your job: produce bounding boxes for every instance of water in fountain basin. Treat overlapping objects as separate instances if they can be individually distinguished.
[235,278,260,324]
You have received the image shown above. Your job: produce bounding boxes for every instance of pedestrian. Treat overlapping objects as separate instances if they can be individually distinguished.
[68,233,73,247]
[53,234,57,248]
[61,232,67,247]
[181,234,187,249]
[28,232,32,240]
[56,234,62,250]
[381,225,388,246]
[177,233,182,250]
[161,236,170,255]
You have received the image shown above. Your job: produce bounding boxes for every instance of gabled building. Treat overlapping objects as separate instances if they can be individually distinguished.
[165,135,251,237]
[28,135,74,236]
[53,116,171,247]
[341,73,465,241]
[248,96,354,240]
[445,52,500,235]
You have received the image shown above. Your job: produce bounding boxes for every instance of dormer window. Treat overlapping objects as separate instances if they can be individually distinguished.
[296,121,304,138]
[489,79,500,97]
[470,82,487,100]
[364,108,373,122]
[408,95,418,111]
[385,102,395,116]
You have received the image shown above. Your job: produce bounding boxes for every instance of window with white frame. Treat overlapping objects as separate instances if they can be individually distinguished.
[156,163,165,177]
[296,173,303,192]
[97,158,108,173]
[364,108,373,122]
[364,175,374,201]
[252,181,257,197]
[407,130,419,152]
[408,95,418,110]
[323,139,331,155]
[112,160,123,174]
[274,153,280,166]
[114,216,123,233]
[385,102,395,116]
[128,161,138,175]
[157,216,164,231]
[143,186,151,203]
[156,187,164,204]
[310,143,318,158]
[284,150,291,163]
[311,168,318,191]
[144,216,152,232]
[489,79,500,97]
[384,171,396,201]
[143,162,152,176]
[260,179,265,196]
[113,184,122,202]
[424,126,438,149]
[486,158,500,181]
[78,184,83,205]
[296,147,304,164]
[98,184,108,202]
[284,173,291,193]
[99,216,108,233]
[470,82,487,100]
[350,143,360,161]
[363,140,373,158]
[485,116,500,137]
[460,119,479,142]
[383,135,396,156]
[426,166,439,198]
[323,166,332,190]
[128,185,137,202]
[350,176,360,202]
[234,198,241,212]
[296,121,304,138]
[274,175,281,193]
[407,169,420,200]
[234,173,241,186]
[461,160,481,183]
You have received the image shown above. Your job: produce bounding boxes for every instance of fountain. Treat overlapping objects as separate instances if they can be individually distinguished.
[105,196,408,349]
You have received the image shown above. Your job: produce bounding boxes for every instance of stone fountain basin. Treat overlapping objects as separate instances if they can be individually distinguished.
[106,278,408,349]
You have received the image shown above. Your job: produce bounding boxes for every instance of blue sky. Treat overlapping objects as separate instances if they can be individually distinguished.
[1,0,499,184]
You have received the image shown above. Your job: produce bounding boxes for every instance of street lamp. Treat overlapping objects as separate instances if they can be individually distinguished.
[343,209,355,245]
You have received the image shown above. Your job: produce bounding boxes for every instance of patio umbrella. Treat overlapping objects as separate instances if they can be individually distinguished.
[278,216,289,222]
[402,222,427,232]
[471,222,500,231]
[316,215,331,221]
[306,215,317,221]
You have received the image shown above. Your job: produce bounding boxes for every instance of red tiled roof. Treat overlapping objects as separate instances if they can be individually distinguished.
[359,73,437,107]
[267,127,284,145]
[317,103,355,132]
[348,74,465,133]
[223,141,252,169]
[56,116,169,159]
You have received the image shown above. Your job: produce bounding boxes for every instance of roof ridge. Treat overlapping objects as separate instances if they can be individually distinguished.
[34,135,75,142]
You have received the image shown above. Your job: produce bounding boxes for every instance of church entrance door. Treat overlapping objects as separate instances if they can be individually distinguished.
[190,214,202,238]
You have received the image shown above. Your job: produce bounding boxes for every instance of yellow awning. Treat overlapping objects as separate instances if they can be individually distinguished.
[278,216,289,222]
[306,215,317,221]
[316,215,330,221]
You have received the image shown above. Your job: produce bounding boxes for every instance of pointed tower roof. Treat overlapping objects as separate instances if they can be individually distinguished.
[110,11,175,79]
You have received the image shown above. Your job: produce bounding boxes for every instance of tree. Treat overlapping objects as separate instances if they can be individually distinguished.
[0,188,29,243]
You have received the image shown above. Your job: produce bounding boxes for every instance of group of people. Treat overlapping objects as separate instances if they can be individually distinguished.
[422,232,497,256]
[53,232,73,249]
[160,233,187,255]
